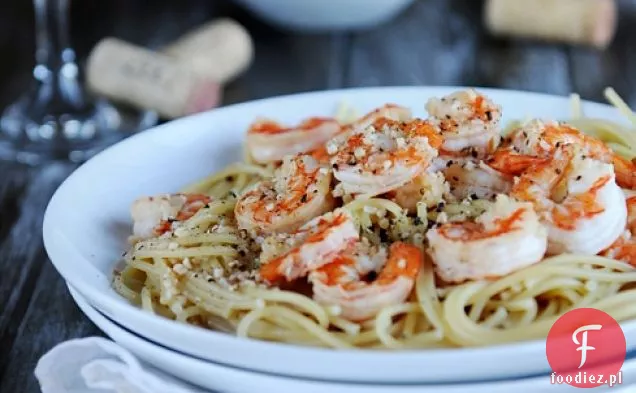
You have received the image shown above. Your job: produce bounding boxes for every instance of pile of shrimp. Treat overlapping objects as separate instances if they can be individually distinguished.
[126,88,636,326]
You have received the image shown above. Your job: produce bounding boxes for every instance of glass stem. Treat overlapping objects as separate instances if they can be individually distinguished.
[33,0,85,109]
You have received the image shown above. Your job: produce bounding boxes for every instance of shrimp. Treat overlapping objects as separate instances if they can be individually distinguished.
[309,241,423,321]
[389,171,450,213]
[259,210,359,283]
[488,119,636,189]
[487,119,594,175]
[130,194,211,241]
[319,104,413,158]
[235,154,334,235]
[601,196,636,266]
[246,117,341,164]
[425,89,502,158]
[426,194,548,283]
[442,157,512,201]
[510,146,626,255]
[328,118,443,197]
[345,104,412,134]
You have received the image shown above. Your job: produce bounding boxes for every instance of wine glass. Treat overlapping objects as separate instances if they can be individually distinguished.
[0,0,158,165]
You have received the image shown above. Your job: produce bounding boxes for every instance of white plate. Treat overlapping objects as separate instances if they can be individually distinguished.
[68,283,598,393]
[43,86,636,384]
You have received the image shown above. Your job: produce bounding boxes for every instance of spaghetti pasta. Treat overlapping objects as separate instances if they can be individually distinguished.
[113,88,636,349]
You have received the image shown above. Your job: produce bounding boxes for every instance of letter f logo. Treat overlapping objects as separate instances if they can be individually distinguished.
[572,324,603,369]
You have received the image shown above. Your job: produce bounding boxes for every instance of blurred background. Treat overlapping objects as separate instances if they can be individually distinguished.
[0,0,634,106]
[1,0,636,163]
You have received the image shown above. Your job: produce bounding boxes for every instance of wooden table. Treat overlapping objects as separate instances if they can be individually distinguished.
[2,0,636,391]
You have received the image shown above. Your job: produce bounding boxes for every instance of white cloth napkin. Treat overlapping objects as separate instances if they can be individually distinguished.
[34,337,208,393]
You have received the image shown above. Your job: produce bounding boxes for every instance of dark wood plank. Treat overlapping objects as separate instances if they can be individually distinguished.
[0,163,76,382]
[567,0,636,105]
[223,31,350,105]
[0,164,31,244]
[0,262,101,393]
[474,41,572,95]
[346,0,573,95]
[346,0,482,87]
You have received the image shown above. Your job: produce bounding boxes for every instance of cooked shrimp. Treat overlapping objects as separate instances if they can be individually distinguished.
[328,118,442,197]
[425,89,502,158]
[510,146,626,255]
[345,104,412,133]
[488,119,636,189]
[235,154,334,235]
[310,241,422,321]
[259,210,359,283]
[321,104,413,157]
[488,119,595,175]
[389,172,450,213]
[426,194,547,283]
[601,196,636,265]
[441,158,512,201]
[246,117,341,164]
[130,193,211,240]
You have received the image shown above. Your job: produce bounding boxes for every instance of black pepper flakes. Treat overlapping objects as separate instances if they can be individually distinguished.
[436,202,445,212]
[470,193,478,200]
[300,194,307,203]
[555,168,562,175]
[225,176,233,182]
[413,216,422,226]
[576,175,582,181]
[486,111,492,121]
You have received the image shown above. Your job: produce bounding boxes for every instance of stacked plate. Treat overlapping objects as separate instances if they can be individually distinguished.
[43,87,636,393]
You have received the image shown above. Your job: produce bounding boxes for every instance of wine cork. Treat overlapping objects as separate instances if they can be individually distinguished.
[86,38,221,119]
[484,0,617,48]
[163,18,254,84]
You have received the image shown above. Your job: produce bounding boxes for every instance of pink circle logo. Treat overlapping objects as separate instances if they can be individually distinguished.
[546,308,626,388]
